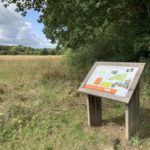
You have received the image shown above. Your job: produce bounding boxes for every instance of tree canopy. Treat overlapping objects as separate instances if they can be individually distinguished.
[2,0,150,47]
[1,0,150,65]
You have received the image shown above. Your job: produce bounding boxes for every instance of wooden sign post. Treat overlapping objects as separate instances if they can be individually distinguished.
[78,62,145,140]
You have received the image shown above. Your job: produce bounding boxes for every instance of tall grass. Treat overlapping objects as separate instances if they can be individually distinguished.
[0,56,150,150]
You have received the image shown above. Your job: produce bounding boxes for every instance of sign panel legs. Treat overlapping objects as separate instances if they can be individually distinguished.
[87,95,102,126]
[125,85,139,140]
[87,84,139,140]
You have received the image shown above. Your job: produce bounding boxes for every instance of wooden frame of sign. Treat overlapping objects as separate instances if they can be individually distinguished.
[78,62,145,140]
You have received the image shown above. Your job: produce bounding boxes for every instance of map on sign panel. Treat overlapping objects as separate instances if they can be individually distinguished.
[84,65,138,97]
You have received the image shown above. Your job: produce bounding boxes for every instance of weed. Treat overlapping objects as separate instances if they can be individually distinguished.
[113,138,120,150]
[130,134,143,147]
[0,56,149,150]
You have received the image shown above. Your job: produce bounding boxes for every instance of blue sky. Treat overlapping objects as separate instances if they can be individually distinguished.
[25,10,44,37]
[0,2,56,48]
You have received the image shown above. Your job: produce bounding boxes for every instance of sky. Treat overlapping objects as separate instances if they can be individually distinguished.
[0,2,56,48]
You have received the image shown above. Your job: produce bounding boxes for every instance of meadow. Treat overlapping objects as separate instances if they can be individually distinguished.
[0,55,150,150]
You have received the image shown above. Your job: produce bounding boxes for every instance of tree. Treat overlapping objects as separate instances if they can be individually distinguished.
[1,0,150,64]
[39,48,49,55]
[1,0,150,48]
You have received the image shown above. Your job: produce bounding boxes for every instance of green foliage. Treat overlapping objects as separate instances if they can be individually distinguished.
[1,0,45,16]
[2,0,150,49]
[1,0,150,71]
[65,24,136,78]
[0,56,150,149]
[2,105,33,142]
[0,45,57,55]
[130,135,143,147]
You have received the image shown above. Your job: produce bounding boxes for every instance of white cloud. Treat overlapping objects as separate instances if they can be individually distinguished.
[0,2,56,48]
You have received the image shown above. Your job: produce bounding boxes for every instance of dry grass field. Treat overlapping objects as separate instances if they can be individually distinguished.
[0,55,150,150]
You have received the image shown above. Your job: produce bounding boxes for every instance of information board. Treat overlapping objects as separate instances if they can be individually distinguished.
[78,62,145,103]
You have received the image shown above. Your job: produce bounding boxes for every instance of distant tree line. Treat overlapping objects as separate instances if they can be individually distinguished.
[0,45,59,55]
[1,0,150,74]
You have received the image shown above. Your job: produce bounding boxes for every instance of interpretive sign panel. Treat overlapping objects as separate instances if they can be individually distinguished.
[84,65,138,97]
[78,62,145,140]
[78,62,145,103]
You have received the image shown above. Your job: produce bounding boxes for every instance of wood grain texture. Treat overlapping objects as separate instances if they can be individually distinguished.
[87,95,102,126]
[125,84,139,140]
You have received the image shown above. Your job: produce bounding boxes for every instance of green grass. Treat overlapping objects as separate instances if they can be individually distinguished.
[0,56,150,150]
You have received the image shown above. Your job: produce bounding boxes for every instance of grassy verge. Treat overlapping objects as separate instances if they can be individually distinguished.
[0,56,150,150]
